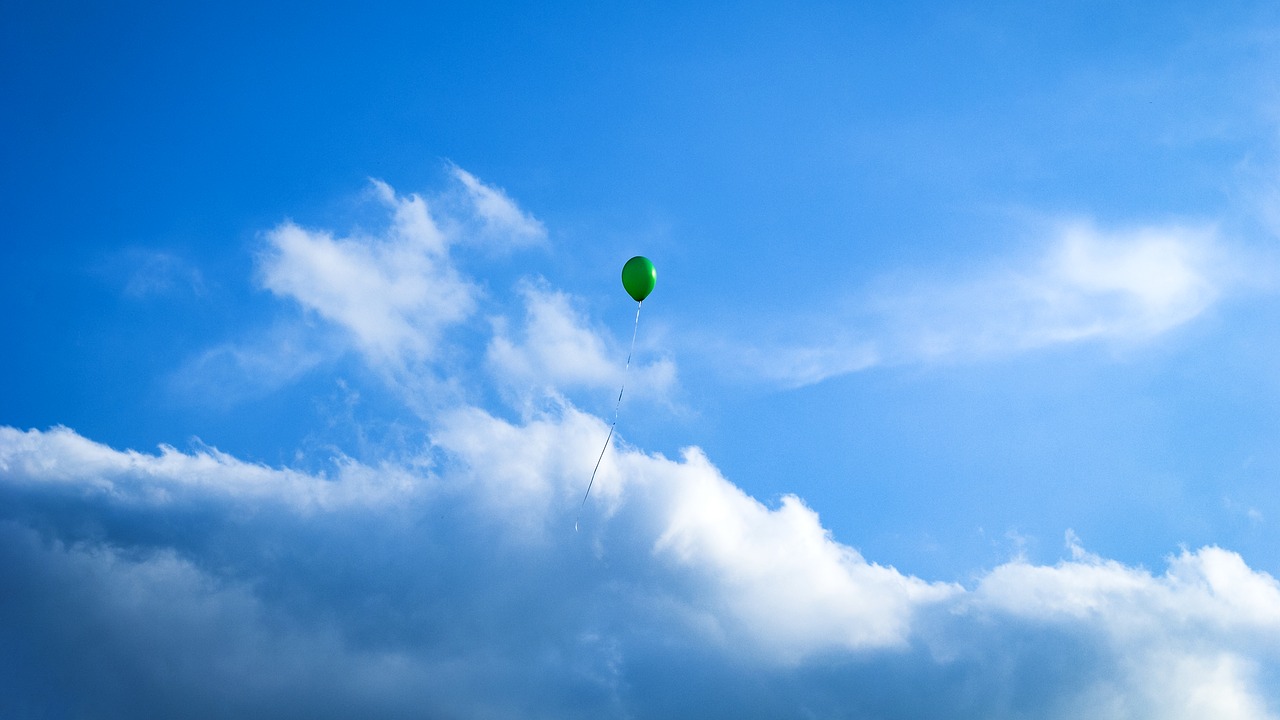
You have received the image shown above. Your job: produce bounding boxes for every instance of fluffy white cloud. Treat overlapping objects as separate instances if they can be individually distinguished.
[0,522,540,720]
[902,220,1227,355]
[170,169,558,413]
[1044,223,1219,337]
[960,540,1280,720]
[973,541,1280,630]
[648,458,958,659]
[259,181,476,366]
[434,404,955,659]
[4,419,1276,718]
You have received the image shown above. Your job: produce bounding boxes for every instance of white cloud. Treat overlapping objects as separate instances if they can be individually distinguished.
[647,453,958,659]
[894,220,1227,356]
[450,164,547,248]
[972,540,1280,633]
[433,404,955,659]
[259,182,476,366]
[486,281,677,402]
[167,321,335,405]
[750,219,1232,387]
[0,522,494,719]
[206,170,554,404]
[950,534,1280,719]
[2,420,1279,717]
[738,341,880,389]
[116,249,206,299]
[1001,220,1221,345]
[0,425,422,511]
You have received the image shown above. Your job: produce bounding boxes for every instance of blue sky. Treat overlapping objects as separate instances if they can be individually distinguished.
[5,1,1280,717]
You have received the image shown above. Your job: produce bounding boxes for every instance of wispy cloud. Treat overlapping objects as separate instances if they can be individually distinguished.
[737,340,880,389]
[448,164,548,249]
[0,425,422,511]
[167,321,336,406]
[486,280,677,404]
[750,219,1235,387]
[95,248,206,299]
[887,220,1224,354]
[174,168,557,409]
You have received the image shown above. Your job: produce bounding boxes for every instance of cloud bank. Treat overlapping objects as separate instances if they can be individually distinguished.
[4,171,1276,718]
[2,418,1277,719]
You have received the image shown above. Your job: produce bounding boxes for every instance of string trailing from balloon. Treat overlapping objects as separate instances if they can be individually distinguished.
[576,301,641,531]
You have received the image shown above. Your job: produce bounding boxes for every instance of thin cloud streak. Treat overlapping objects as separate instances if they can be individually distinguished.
[449,164,548,249]
[0,425,423,511]
[748,219,1235,387]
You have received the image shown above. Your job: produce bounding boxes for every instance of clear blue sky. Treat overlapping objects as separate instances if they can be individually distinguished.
[4,1,1280,717]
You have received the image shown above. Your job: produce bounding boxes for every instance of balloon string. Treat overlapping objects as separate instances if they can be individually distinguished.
[577,301,642,531]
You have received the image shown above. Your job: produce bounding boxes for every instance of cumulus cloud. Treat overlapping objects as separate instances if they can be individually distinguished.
[649,457,957,659]
[2,420,1278,718]
[179,168,554,408]
[956,540,1280,720]
[753,220,1232,387]
[434,405,955,660]
[973,539,1280,630]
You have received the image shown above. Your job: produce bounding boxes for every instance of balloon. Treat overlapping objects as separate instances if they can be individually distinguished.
[621,256,656,302]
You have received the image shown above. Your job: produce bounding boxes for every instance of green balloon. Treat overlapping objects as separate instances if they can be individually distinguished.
[621,256,656,302]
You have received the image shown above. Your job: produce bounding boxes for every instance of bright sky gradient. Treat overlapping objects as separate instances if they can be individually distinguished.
[5,2,1280,718]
